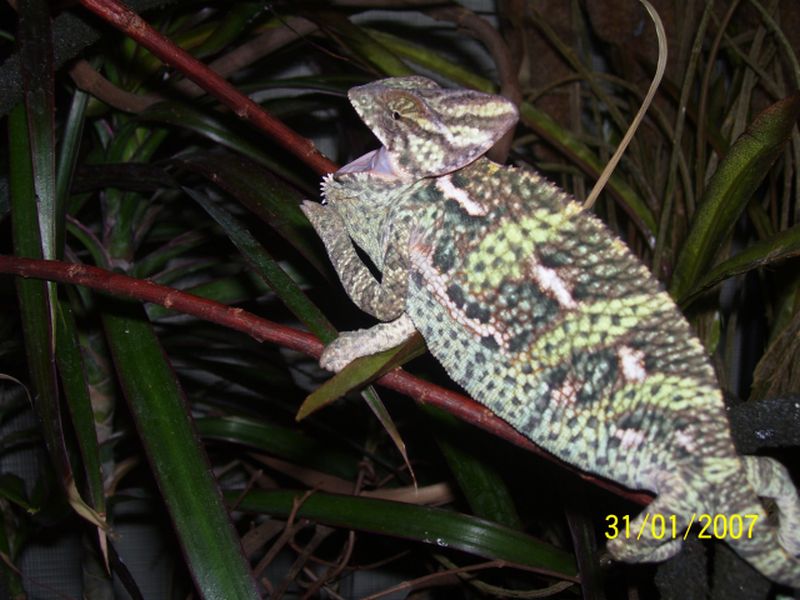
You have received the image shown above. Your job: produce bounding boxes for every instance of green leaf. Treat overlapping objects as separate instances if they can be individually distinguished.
[670,93,800,302]
[424,406,521,529]
[103,304,260,599]
[55,300,106,513]
[293,333,423,484]
[14,0,67,488]
[360,384,416,484]
[296,334,426,421]
[681,223,800,307]
[232,489,578,578]
[196,416,360,480]
[175,151,329,277]
[314,14,414,76]
[139,102,310,191]
[190,2,266,58]
[18,0,57,262]
[8,104,70,477]
[185,187,337,342]
[55,86,89,256]
[0,474,35,513]
[145,274,267,319]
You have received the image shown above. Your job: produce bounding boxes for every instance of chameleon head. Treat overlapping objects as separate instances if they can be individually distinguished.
[347,76,519,179]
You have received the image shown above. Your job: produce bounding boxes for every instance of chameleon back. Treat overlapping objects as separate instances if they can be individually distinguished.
[399,157,737,491]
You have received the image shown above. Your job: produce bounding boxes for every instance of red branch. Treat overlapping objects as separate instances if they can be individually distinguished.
[77,0,337,176]
[0,255,652,506]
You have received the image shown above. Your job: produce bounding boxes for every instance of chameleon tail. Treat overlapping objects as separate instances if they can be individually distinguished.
[607,459,800,587]
[725,459,800,588]
[743,456,800,557]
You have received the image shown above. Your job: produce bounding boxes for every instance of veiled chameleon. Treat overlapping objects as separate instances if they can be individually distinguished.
[300,76,800,586]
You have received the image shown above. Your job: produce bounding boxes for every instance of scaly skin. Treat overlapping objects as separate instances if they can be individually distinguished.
[300,76,800,587]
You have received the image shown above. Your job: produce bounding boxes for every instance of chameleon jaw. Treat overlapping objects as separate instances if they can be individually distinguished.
[335,146,411,181]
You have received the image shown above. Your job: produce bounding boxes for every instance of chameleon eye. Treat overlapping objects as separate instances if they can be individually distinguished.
[391,111,402,121]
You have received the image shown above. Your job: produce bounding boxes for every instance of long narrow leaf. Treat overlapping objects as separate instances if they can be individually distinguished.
[55,87,89,255]
[670,94,800,301]
[55,300,106,513]
[18,0,57,262]
[103,305,260,599]
[314,13,414,76]
[424,406,522,529]
[8,105,69,476]
[176,151,329,280]
[185,187,337,342]
[196,416,360,480]
[296,334,426,421]
[14,0,69,490]
[232,489,578,578]
[139,102,315,190]
[681,222,800,306]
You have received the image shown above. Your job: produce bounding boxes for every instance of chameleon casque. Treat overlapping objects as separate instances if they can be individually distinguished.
[300,76,800,586]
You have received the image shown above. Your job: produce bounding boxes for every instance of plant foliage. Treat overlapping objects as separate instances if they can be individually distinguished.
[0,1,799,598]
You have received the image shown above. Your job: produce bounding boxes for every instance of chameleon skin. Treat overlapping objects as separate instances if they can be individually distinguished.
[301,77,800,586]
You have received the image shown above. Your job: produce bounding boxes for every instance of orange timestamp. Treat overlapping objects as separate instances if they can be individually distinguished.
[605,513,760,541]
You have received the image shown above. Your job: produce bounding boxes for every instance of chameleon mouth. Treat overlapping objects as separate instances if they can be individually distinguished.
[335,146,406,180]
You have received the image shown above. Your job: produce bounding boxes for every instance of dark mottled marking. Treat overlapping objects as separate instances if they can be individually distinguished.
[432,244,455,271]
[465,302,491,323]
[618,408,647,431]
[481,336,499,350]
[446,284,465,306]
[538,246,572,268]
[573,348,618,404]
[507,330,532,354]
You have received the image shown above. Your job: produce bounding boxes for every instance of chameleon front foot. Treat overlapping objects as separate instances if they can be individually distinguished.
[300,200,349,248]
[320,329,375,372]
[320,314,417,372]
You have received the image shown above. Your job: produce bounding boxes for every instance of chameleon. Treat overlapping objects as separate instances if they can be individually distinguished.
[300,76,800,587]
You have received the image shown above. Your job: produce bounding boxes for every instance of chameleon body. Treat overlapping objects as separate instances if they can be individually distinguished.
[301,76,800,586]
